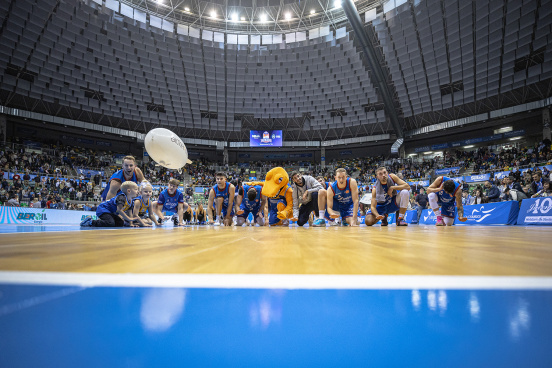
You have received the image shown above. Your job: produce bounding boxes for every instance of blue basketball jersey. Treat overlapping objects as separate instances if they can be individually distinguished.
[157,188,184,212]
[101,169,139,201]
[241,184,262,211]
[213,182,231,209]
[97,192,132,216]
[437,176,460,204]
[331,178,353,206]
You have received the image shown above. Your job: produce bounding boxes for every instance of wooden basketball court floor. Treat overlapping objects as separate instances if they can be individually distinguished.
[1,224,552,367]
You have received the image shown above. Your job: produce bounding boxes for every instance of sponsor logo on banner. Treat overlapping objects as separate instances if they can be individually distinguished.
[525,198,552,224]
[468,174,490,182]
[422,211,437,223]
[17,212,48,223]
[81,215,98,221]
[466,206,497,223]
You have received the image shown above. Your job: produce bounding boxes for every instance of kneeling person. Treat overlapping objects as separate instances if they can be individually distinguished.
[153,179,188,226]
[327,168,359,226]
[365,167,411,226]
[236,183,266,226]
[426,176,467,226]
[80,181,139,227]
[131,182,156,227]
[291,172,327,227]
[207,172,235,226]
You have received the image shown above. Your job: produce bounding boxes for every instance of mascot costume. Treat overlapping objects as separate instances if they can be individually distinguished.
[245,167,293,226]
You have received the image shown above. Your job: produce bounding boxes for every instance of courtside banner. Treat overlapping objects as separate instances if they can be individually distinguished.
[0,206,96,225]
[419,209,441,225]
[517,198,552,225]
[464,173,491,183]
[455,201,519,225]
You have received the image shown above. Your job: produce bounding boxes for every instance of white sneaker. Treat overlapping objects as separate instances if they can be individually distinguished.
[329,220,339,226]
[213,217,221,226]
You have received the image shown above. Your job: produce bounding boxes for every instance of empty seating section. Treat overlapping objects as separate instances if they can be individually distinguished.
[0,0,381,132]
[371,0,552,118]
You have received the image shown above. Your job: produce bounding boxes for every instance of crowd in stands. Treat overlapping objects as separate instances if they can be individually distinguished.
[1,136,551,211]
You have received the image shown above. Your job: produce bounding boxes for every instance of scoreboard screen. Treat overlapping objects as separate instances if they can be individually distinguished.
[250,130,283,147]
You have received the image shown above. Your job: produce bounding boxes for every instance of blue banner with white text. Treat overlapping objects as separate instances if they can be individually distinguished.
[419,201,519,225]
[464,173,490,183]
[434,167,460,175]
[455,201,519,225]
[517,197,552,225]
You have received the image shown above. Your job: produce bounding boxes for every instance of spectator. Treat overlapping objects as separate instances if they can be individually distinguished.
[57,197,67,210]
[531,172,544,195]
[31,198,42,208]
[532,180,551,198]
[472,189,486,205]
[414,188,428,224]
[462,191,472,206]
[484,181,500,202]
[6,195,19,207]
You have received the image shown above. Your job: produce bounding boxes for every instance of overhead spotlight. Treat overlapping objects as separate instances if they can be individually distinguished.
[241,16,246,21]
[231,13,239,21]
[210,10,217,18]
[156,0,163,4]
[310,9,315,14]
[334,0,341,8]
[285,12,291,20]
[184,7,190,11]
[260,13,267,22]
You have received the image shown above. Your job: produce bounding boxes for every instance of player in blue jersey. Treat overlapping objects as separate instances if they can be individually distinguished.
[326,168,360,226]
[427,176,467,226]
[316,176,338,226]
[364,167,411,226]
[131,182,156,227]
[80,181,139,227]
[235,183,267,226]
[152,178,187,226]
[102,156,145,201]
[207,172,236,226]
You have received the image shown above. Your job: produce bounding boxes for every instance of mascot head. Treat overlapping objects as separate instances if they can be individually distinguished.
[261,167,289,198]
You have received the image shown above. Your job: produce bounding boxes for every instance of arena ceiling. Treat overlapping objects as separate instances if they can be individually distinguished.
[0,0,551,143]
[120,0,379,34]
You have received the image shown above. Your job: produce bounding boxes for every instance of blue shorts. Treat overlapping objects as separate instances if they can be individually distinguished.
[238,207,261,219]
[438,200,456,218]
[335,202,354,218]
[268,210,283,225]
[367,196,400,216]
[162,206,178,214]
[220,206,235,218]
[324,210,335,222]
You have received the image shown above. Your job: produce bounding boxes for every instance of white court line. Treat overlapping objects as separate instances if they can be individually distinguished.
[1,271,552,290]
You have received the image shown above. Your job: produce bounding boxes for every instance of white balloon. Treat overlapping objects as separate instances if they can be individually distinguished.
[144,128,192,171]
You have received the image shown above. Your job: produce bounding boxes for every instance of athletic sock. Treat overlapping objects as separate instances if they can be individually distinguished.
[319,210,325,219]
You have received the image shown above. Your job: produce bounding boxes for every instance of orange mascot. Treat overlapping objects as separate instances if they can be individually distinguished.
[244,167,293,226]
